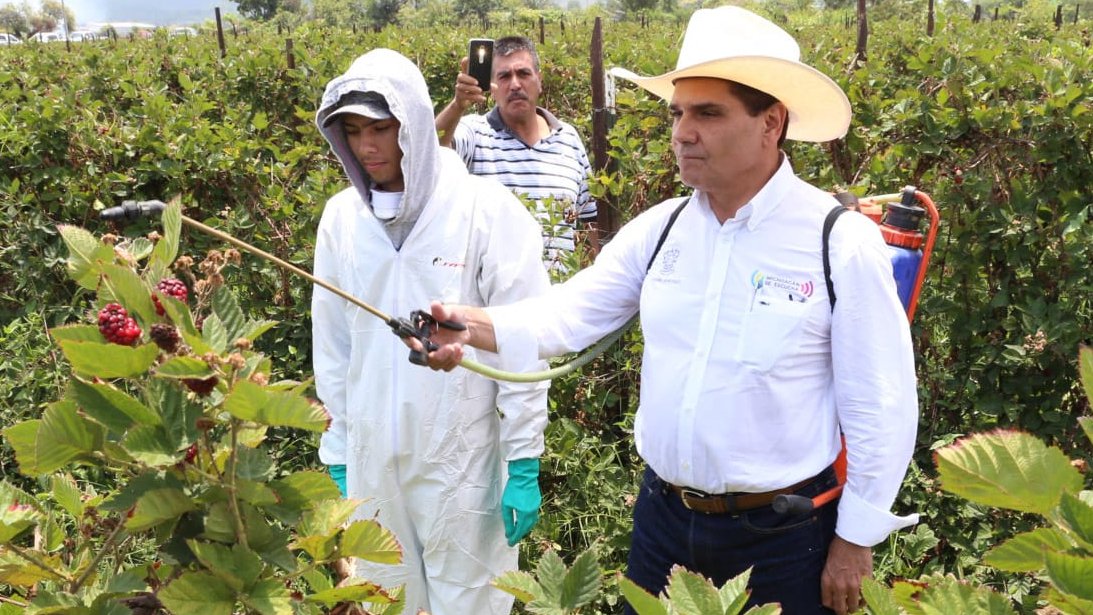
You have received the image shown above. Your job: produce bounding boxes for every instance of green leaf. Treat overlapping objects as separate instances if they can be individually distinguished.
[148,198,181,282]
[240,578,293,615]
[2,420,45,476]
[100,262,157,326]
[1060,492,1093,548]
[69,377,160,428]
[59,224,114,290]
[1080,417,1093,450]
[559,548,601,610]
[49,475,85,518]
[1080,346,1093,408]
[126,488,197,531]
[492,570,542,604]
[535,550,567,604]
[0,501,41,543]
[212,285,248,343]
[252,111,269,131]
[935,429,1083,514]
[203,313,229,353]
[306,580,398,607]
[984,527,1073,572]
[0,551,67,586]
[340,519,402,565]
[1041,586,1093,615]
[741,605,779,615]
[618,575,668,615]
[122,425,179,466]
[223,380,330,432]
[158,570,237,615]
[892,573,1017,614]
[665,564,724,614]
[269,470,341,512]
[861,576,901,615]
[57,340,160,379]
[241,320,277,342]
[35,400,103,473]
[48,325,103,343]
[235,479,279,507]
[1045,551,1093,601]
[156,356,214,380]
[188,541,264,592]
[717,567,752,614]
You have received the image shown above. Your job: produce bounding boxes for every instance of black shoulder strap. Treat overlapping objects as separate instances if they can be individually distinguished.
[823,204,849,311]
[646,197,690,273]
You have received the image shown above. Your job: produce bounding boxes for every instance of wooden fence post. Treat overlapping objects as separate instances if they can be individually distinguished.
[539,16,545,44]
[1055,4,1063,28]
[927,0,935,35]
[215,7,226,58]
[855,0,868,63]
[285,38,295,70]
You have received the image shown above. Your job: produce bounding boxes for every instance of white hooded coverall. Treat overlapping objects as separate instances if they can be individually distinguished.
[313,49,550,614]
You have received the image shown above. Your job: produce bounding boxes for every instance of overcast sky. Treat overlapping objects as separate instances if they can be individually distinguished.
[62,0,239,26]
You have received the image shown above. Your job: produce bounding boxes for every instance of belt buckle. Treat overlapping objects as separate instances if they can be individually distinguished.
[679,488,708,511]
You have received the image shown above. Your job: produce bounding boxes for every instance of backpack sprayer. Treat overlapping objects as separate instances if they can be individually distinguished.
[772,186,939,516]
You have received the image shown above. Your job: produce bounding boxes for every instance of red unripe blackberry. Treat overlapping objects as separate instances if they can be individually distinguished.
[183,443,198,464]
[183,376,218,397]
[150,324,181,353]
[152,278,189,316]
[98,303,142,345]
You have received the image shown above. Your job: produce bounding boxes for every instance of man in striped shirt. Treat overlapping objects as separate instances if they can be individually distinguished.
[436,35,599,273]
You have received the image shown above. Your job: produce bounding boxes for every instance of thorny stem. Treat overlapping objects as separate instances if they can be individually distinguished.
[70,513,128,593]
[6,543,67,584]
[0,595,27,608]
[226,420,249,550]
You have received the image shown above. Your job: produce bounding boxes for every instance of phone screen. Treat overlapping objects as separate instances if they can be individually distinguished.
[467,38,494,93]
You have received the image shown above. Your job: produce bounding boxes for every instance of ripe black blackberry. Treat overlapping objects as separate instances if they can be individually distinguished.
[149,324,181,353]
[183,376,218,397]
[98,303,142,345]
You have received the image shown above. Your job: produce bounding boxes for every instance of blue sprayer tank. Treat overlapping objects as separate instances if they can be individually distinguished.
[880,187,926,311]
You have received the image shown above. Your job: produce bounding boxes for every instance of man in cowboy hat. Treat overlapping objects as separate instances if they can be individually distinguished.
[413,6,918,614]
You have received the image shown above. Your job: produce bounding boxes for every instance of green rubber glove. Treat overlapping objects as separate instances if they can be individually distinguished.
[501,458,541,546]
[328,464,347,498]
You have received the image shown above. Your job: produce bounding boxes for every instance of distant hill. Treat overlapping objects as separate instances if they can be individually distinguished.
[68,0,239,27]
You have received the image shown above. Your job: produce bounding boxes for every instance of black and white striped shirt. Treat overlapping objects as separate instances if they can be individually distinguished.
[453,107,597,269]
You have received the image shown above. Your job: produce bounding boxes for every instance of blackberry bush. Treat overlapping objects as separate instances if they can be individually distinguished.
[0,200,405,614]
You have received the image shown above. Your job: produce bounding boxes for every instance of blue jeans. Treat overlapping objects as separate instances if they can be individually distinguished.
[623,466,839,614]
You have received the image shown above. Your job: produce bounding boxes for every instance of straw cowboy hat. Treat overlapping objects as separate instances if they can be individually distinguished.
[609,5,851,142]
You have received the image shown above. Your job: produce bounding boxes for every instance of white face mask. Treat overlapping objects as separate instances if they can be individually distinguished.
[370,188,404,220]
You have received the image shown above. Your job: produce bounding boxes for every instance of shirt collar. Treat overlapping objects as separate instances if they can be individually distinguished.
[486,105,561,133]
[741,154,795,231]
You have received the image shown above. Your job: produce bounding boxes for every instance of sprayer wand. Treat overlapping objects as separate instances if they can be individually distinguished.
[101,200,623,381]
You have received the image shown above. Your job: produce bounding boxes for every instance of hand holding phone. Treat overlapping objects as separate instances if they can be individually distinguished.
[467,38,494,93]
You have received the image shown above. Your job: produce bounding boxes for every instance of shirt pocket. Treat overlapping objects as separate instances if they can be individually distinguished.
[734,295,810,372]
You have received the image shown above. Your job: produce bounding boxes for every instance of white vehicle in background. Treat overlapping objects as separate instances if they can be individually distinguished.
[0,33,22,45]
[68,30,100,42]
[169,26,198,38]
[28,31,63,43]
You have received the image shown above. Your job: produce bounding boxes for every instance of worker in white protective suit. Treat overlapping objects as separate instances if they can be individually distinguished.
[312,48,551,615]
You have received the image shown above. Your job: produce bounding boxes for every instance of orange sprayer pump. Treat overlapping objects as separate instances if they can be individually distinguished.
[773,187,940,516]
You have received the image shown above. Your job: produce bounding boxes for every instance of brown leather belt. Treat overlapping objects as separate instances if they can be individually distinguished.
[663,471,824,515]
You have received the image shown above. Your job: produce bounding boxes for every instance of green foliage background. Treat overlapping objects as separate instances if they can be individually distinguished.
[1,4,1091,611]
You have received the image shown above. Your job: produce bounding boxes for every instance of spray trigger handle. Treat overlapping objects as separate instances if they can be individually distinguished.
[389,310,467,366]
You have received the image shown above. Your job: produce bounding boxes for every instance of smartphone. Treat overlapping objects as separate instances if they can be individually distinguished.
[467,38,494,93]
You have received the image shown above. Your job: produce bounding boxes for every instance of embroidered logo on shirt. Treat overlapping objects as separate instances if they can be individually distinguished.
[751,270,814,303]
[431,257,465,269]
[659,248,681,275]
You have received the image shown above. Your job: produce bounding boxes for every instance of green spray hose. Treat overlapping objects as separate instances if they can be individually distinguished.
[171,211,630,383]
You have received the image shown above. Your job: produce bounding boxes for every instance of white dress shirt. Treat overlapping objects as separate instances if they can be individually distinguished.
[490,157,919,546]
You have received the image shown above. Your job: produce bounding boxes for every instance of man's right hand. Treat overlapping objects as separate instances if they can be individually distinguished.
[453,57,489,111]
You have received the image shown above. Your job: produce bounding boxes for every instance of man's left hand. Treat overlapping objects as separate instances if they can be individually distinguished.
[821,535,871,615]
